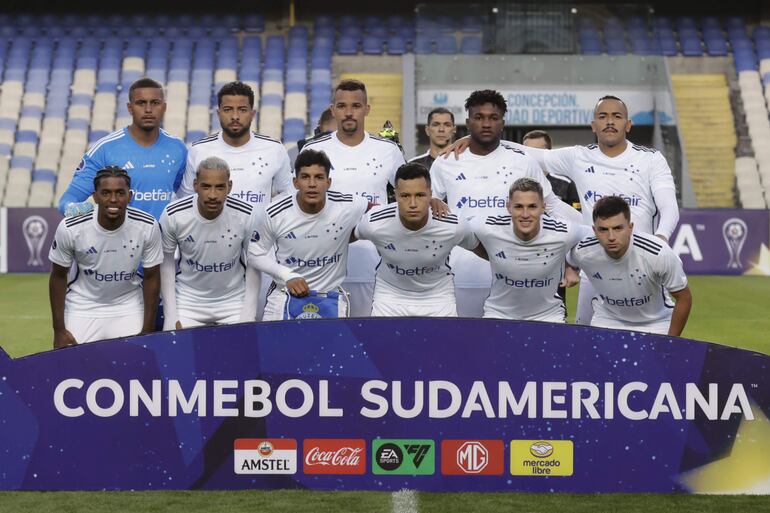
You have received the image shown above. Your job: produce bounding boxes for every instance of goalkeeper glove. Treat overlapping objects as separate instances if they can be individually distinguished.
[64,201,94,217]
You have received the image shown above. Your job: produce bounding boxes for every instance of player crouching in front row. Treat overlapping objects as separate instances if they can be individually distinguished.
[159,156,262,329]
[568,196,692,336]
[49,167,163,347]
[248,149,370,320]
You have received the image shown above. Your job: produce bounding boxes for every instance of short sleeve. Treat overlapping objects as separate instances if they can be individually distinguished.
[387,144,407,186]
[248,212,276,258]
[243,208,265,252]
[455,217,479,251]
[543,146,578,179]
[567,222,593,249]
[567,243,586,269]
[354,215,371,242]
[143,222,164,268]
[428,159,447,201]
[656,245,688,293]
[272,148,293,195]
[48,221,75,268]
[177,148,197,198]
[158,209,177,254]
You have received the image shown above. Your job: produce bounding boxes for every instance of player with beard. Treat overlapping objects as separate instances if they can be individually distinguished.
[179,81,292,214]
[58,78,186,220]
[429,89,581,317]
[49,167,163,347]
[300,79,407,317]
[409,107,457,170]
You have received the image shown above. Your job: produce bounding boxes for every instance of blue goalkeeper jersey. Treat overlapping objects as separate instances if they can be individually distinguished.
[58,127,187,220]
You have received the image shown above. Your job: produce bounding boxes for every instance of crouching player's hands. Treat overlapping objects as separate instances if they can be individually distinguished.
[53,328,77,349]
[561,265,581,288]
[286,277,310,297]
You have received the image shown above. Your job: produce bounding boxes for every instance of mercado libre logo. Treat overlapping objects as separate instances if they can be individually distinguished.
[372,439,435,475]
[510,440,573,476]
[303,439,366,474]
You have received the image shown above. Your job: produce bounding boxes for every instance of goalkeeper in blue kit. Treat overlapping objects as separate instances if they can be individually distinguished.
[58,78,187,220]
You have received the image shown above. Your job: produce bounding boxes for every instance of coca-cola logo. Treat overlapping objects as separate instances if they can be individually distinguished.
[305,446,363,466]
[302,439,366,475]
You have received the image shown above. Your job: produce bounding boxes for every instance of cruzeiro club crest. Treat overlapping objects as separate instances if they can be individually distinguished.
[297,302,322,319]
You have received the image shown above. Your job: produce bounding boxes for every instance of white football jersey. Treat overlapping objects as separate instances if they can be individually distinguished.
[159,195,260,311]
[568,232,688,328]
[48,207,163,318]
[249,191,369,292]
[179,131,293,213]
[430,143,558,219]
[354,204,478,303]
[301,131,406,282]
[301,131,405,205]
[472,214,587,322]
[513,142,677,235]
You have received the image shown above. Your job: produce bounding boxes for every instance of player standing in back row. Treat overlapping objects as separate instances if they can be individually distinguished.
[49,167,163,347]
[300,79,406,317]
[58,78,187,220]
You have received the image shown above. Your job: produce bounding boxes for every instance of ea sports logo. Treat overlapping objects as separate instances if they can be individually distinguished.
[375,443,403,471]
[456,441,488,474]
[258,441,274,457]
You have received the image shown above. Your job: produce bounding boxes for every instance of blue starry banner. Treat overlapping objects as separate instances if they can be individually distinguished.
[0,318,768,492]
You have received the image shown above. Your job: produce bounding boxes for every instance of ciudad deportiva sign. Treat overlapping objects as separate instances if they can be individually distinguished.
[0,318,768,493]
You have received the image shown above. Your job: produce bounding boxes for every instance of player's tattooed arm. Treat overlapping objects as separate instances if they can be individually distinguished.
[49,263,77,349]
[140,265,161,335]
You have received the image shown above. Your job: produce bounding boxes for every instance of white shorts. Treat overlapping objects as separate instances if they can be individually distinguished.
[262,285,351,321]
[371,298,457,317]
[482,306,566,323]
[177,302,241,328]
[591,316,671,335]
[65,312,143,344]
[450,247,492,318]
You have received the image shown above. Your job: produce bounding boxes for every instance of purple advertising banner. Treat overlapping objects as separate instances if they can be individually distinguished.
[6,208,62,273]
[0,318,768,493]
[670,209,770,276]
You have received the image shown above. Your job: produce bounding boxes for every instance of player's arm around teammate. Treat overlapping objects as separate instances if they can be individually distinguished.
[49,167,163,348]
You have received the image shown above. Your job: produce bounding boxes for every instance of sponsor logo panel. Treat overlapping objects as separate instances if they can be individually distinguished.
[509,440,573,476]
[372,439,435,475]
[234,438,297,475]
[303,439,366,475]
[441,440,504,476]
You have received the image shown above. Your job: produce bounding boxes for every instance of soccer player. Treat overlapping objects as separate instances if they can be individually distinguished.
[445,96,679,325]
[49,167,162,347]
[178,81,292,214]
[248,149,369,321]
[568,196,691,336]
[429,89,581,317]
[471,178,587,322]
[523,129,581,309]
[300,79,406,317]
[159,157,261,329]
[58,78,186,220]
[354,163,477,317]
[409,107,457,170]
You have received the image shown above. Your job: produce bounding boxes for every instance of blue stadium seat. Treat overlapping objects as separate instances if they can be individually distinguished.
[32,169,57,183]
[244,14,265,32]
[386,15,407,32]
[605,37,628,55]
[283,119,306,142]
[734,50,757,71]
[315,26,336,39]
[88,130,109,144]
[16,131,38,144]
[436,35,457,54]
[262,69,283,83]
[460,15,483,33]
[680,36,703,56]
[387,35,407,55]
[460,36,482,54]
[362,36,383,55]
[337,36,359,55]
[414,36,433,55]
[10,156,33,171]
[315,15,335,29]
[705,36,728,56]
[580,37,603,55]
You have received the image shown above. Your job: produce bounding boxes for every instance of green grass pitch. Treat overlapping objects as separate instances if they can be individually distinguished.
[0,273,768,511]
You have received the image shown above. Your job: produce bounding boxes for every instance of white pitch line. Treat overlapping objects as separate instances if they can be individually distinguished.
[391,488,418,513]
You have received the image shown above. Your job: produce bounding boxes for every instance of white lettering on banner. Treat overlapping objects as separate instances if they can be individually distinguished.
[52,379,755,421]
[305,447,363,467]
[672,225,704,262]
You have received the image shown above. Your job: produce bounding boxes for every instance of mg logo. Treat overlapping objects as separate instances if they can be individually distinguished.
[456,441,488,474]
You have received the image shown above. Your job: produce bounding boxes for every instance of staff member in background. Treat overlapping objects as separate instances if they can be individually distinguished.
[410,107,457,170]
